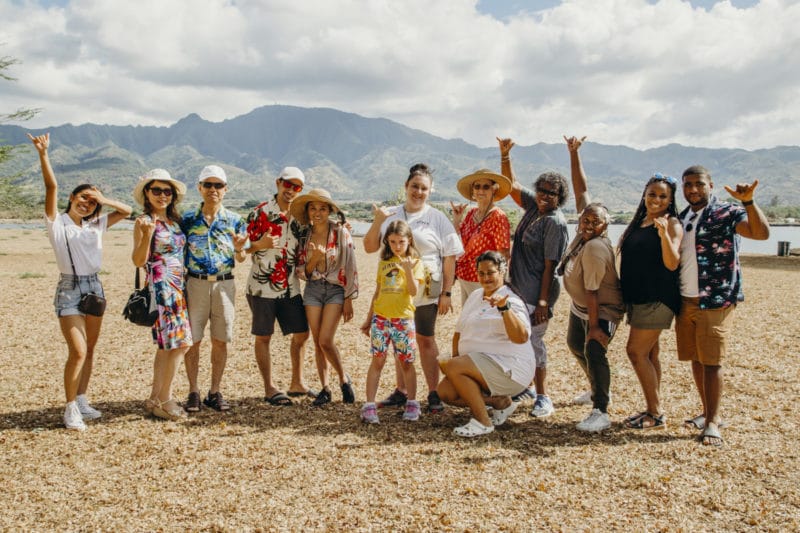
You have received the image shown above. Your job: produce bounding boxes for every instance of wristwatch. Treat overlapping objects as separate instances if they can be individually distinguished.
[497,303,510,312]
[443,291,452,297]
[538,299,548,307]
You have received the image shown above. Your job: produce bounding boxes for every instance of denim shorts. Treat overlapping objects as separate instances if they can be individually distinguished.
[54,273,104,317]
[303,279,345,307]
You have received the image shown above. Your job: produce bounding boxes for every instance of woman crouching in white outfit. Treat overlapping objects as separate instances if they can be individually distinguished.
[437,251,535,437]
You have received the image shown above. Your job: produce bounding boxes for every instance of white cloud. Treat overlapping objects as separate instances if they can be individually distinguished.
[1,0,798,149]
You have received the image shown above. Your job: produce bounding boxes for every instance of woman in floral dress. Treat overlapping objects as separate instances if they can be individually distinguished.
[132,169,193,421]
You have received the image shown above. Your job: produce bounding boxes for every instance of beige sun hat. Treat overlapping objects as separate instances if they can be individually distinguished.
[289,188,341,225]
[132,168,187,206]
[456,169,512,202]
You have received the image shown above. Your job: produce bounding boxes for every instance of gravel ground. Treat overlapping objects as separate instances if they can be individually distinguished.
[1,227,798,532]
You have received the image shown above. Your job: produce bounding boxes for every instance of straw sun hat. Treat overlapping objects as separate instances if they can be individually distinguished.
[132,168,187,206]
[290,188,341,225]
[456,169,512,202]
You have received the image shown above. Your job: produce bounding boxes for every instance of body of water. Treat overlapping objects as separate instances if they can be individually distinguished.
[347,220,797,255]
[3,220,796,255]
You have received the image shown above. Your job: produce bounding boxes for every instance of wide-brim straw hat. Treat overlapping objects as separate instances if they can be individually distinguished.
[133,169,187,206]
[456,169,512,202]
[290,188,341,225]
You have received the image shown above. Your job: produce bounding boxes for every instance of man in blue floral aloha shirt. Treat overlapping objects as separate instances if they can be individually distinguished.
[181,165,248,413]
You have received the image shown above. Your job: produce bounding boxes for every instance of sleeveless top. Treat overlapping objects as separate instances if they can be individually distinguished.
[619,225,680,314]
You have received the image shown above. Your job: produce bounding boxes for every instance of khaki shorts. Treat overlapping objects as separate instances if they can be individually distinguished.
[466,352,526,397]
[186,277,236,343]
[675,297,735,366]
[458,279,481,306]
[627,301,675,330]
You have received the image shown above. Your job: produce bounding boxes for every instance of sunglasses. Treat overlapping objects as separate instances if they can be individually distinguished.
[536,186,559,198]
[147,186,173,197]
[652,172,677,185]
[201,182,226,190]
[472,183,494,191]
[280,179,303,192]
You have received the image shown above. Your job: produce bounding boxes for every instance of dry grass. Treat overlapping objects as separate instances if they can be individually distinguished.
[1,227,799,531]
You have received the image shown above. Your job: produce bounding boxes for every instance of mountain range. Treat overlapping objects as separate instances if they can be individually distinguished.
[2,105,799,212]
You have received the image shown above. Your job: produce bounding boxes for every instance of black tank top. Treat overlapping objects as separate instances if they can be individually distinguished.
[620,225,680,313]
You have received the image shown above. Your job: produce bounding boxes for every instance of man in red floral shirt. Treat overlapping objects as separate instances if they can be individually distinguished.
[246,167,314,405]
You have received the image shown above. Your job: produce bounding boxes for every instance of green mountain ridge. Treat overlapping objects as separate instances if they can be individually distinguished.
[2,105,799,211]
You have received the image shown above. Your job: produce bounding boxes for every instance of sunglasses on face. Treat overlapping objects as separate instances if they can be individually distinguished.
[536,186,559,198]
[472,183,493,191]
[280,179,303,192]
[147,187,173,197]
[201,182,226,190]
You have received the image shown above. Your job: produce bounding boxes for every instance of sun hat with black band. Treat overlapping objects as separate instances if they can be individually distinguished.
[456,169,512,202]
[132,168,187,206]
[289,188,341,225]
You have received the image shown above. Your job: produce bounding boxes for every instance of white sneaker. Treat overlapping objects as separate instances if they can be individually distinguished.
[573,390,592,405]
[76,395,102,420]
[573,390,612,405]
[576,408,611,433]
[64,402,86,431]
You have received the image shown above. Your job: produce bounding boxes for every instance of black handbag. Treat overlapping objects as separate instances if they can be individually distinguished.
[78,293,107,317]
[122,268,158,327]
[65,235,107,317]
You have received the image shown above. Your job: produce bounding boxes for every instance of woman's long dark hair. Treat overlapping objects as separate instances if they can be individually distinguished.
[618,174,679,252]
[65,184,102,221]
[142,181,182,224]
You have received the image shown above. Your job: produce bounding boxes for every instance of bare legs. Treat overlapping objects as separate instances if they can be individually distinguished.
[149,347,189,403]
[437,356,511,427]
[59,314,102,402]
[254,332,310,398]
[306,304,348,390]
[691,360,723,445]
[626,327,664,415]
[366,356,416,403]
[184,337,229,395]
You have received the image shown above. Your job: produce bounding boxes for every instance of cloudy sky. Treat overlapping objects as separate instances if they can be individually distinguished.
[1,0,797,150]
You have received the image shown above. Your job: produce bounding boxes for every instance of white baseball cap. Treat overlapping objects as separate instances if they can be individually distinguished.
[197,165,227,184]
[278,166,305,184]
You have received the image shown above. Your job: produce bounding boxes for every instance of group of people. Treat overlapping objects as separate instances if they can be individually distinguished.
[30,130,769,447]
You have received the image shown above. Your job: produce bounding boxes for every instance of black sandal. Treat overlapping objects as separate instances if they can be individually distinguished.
[627,412,666,430]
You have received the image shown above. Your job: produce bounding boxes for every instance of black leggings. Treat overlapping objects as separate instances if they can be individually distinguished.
[566,311,617,412]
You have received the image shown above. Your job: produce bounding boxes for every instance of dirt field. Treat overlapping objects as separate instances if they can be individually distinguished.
[1,226,798,531]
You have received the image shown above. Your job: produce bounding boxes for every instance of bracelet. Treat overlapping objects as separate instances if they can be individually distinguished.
[742,200,754,206]
[501,155,511,161]
[497,303,510,312]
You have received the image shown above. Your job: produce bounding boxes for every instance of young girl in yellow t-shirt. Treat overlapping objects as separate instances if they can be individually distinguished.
[359,220,425,423]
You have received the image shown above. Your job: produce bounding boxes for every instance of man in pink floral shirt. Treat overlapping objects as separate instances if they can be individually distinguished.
[246,167,314,405]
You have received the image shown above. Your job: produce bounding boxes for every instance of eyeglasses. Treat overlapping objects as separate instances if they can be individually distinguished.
[201,182,226,190]
[536,187,559,198]
[280,179,303,192]
[147,187,173,197]
[477,270,500,277]
[472,183,493,191]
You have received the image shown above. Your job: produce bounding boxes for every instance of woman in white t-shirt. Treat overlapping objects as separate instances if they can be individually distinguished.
[28,133,132,431]
[438,251,535,437]
[363,163,464,414]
